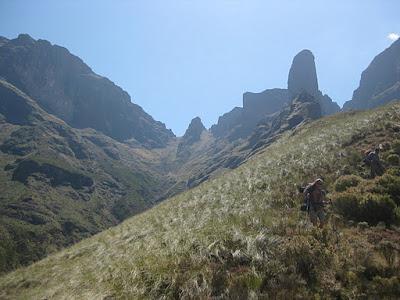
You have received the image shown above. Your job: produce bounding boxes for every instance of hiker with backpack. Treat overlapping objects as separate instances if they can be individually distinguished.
[302,178,328,228]
[363,146,384,178]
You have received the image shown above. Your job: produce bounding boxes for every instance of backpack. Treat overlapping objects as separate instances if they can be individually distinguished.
[299,184,313,212]
[363,150,372,166]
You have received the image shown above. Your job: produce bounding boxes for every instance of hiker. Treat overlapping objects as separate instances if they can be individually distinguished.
[363,147,384,178]
[303,178,327,228]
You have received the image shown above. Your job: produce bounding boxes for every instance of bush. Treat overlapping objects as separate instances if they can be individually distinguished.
[334,175,362,192]
[387,154,400,166]
[346,149,363,167]
[334,192,398,226]
[375,174,400,205]
[391,140,400,155]
[334,192,360,220]
[359,194,397,226]
[386,167,400,177]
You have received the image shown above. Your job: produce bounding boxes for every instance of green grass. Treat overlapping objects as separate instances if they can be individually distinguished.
[0,90,173,275]
[1,103,400,299]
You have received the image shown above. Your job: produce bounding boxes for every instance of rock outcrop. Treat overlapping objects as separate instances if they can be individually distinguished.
[248,92,321,151]
[211,89,289,140]
[177,117,206,159]
[288,50,319,98]
[288,49,340,116]
[343,38,400,111]
[0,34,174,148]
[180,117,206,146]
[210,49,339,142]
[210,107,243,138]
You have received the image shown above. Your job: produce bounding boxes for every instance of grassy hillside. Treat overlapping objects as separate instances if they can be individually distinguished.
[1,102,400,299]
[0,80,176,274]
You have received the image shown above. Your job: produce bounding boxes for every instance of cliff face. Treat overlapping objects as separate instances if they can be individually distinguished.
[210,89,289,141]
[0,34,174,148]
[288,49,339,116]
[288,50,319,98]
[210,49,339,141]
[247,92,321,152]
[343,38,400,110]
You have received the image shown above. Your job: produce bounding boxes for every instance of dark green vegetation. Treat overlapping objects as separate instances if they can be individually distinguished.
[332,138,400,226]
[1,102,399,299]
[0,80,175,273]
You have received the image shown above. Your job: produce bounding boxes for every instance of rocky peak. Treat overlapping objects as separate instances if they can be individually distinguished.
[176,117,206,160]
[182,117,206,145]
[288,49,319,99]
[0,34,174,148]
[247,91,321,152]
[14,33,36,46]
[343,38,400,111]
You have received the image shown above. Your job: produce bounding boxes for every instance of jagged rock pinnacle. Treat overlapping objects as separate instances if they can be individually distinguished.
[288,49,319,99]
[182,117,205,143]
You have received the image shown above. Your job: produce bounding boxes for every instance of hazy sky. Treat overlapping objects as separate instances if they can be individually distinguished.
[0,0,399,135]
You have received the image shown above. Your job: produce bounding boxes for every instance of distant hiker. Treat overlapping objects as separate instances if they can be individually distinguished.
[303,178,328,228]
[363,146,384,178]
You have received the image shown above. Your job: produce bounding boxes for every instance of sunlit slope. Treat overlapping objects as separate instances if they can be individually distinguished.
[1,102,400,299]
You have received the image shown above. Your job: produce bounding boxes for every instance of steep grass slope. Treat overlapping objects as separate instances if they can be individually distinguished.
[1,102,400,299]
[0,80,176,274]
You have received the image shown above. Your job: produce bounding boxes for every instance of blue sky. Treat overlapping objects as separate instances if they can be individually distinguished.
[0,0,399,135]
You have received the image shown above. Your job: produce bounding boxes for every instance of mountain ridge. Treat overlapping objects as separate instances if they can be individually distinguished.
[0,34,174,148]
[343,38,400,110]
[0,79,177,273]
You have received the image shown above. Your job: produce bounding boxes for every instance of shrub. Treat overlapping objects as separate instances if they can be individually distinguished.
[334,192,398,226]
[391,140,400,155]
[368,276,400,297]
[386,167,400,177]
[375,174,400,205]
[346,148,363,167]
[333,192,360,221]
[359,194,397,226]
[387,154,400,166]
[334,175,362,192]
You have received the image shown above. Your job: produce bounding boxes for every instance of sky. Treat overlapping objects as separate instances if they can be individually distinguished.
[0,0,399,136]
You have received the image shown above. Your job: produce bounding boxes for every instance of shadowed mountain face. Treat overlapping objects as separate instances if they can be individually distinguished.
[211,89,289,141]
[0,34,174,148]
[247,92,321,152]
[343,38,400,111]
[287,49,340,116]
[288,50,319,98]
[180,117,206,146]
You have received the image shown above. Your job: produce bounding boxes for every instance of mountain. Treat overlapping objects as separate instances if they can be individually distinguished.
[287,49,319,98]
[2,101,399,299]
[168,50,340,192]
[288,49,340,116]
[179,117,206,148]
[0,34,174,148]
[247,91,321,152]
[0,79,175,273]
[211,50,339,141]
[343,38,400,111]
[211,89,289,140]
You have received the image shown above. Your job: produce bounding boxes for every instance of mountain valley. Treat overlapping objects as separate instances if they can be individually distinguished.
[0,32,400,298]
